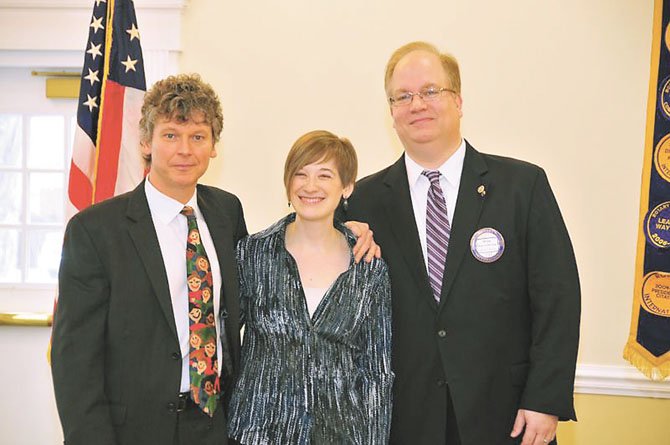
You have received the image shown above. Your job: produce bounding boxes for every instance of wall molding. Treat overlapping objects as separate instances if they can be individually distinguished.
[0,0,186,9]
[575,364,670,399]
[0,0,183,72]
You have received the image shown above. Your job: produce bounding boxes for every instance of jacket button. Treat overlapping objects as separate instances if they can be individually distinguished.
[437,329,447,338]
[171,352,180,360]
[167,402,176,413]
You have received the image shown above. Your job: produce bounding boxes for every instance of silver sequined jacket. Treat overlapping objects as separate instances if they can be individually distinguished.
[227,214,394,445]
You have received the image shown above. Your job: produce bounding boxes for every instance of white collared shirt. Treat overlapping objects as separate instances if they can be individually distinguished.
[405,139,466,271]
[144,178,223,392]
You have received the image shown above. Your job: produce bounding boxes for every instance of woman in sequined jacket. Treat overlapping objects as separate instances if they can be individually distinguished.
[228,130,394,444]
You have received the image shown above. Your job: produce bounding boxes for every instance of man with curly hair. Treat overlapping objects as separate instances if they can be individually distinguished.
[51,74,247,445]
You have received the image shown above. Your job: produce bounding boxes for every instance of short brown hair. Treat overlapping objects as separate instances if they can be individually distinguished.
[283,130,358,198]
[384,41,461,96]
[140,73,223,164]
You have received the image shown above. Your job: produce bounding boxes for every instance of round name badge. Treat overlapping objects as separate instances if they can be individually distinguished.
[470,228,505,263]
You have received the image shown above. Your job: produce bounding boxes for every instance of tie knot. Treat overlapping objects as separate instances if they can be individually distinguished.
[181,206,195,218]
[422,170,441,184]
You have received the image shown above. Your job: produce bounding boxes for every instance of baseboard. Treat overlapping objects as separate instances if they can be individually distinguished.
[574,364,670,398]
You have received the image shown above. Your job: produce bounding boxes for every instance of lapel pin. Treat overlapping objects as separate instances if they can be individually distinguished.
[477,184,486,198]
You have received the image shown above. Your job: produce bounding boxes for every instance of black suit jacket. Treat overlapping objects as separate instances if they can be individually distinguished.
[51,182,247,445]
[345,142,580,445]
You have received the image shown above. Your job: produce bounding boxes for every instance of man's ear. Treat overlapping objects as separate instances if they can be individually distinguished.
[455,94,463,117]
[140,140,151,157]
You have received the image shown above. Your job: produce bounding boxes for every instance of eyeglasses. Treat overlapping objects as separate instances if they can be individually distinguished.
[388,87,455,107]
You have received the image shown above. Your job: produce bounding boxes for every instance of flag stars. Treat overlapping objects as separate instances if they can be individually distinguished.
[87,42,103,60]
[126,23,140,41]
[90,15,105,34]
[83,94,98,113]
[121,55,139,73]
[84,68,100,86]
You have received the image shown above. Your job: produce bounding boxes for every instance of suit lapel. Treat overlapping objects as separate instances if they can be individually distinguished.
[197,187,236,307]
[382,156,437,309]
[438,142,488,309]
[197,186,239,378]
[126,181,179,339]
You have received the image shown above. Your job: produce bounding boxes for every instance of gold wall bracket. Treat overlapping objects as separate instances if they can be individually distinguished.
[32,70,80,99]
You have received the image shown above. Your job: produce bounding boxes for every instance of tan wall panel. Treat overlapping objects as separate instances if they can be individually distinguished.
[557,393,670,444]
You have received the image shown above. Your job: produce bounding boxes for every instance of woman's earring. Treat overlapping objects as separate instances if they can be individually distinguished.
[288,201,291,207]
[342,197,349,211]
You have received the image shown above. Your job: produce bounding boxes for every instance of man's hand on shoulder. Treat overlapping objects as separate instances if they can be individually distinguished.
[344,221,381,263]
[510,409,558,445]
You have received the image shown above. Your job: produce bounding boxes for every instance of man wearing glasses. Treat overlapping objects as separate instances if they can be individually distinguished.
[344,41,580,445]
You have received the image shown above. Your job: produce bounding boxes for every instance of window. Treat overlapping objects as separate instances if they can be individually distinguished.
[0,113,74,284]
[0,68,76,289]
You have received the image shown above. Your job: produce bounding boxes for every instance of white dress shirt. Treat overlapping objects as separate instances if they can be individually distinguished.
[405,139,466,272]
[144,178,223,392]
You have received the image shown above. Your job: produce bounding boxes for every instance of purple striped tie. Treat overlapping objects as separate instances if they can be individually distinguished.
[423,170,450,302]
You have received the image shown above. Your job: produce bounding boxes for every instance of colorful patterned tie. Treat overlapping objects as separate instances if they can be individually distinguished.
[181,206,219,416]
[423,170,451,302]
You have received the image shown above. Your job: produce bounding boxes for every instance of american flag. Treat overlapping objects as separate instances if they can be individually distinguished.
[68,0,146,214]
[48,0,147,357]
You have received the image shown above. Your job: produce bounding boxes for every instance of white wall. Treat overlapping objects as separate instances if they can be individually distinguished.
[181,0,654,369]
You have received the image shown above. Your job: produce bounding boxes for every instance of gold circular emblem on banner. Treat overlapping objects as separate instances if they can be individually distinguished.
[641,272,670,318]
[654,134,670,182]
[660,77,670,119]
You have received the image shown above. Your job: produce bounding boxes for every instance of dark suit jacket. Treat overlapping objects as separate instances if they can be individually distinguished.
[51,181,248,445]
[345,142,580,445]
